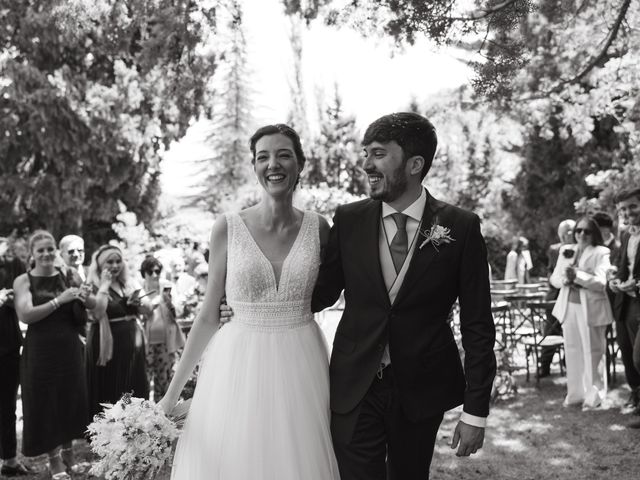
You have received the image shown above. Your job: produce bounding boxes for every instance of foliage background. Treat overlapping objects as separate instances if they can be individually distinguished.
[0,0,217,250]
[1,0,639,276]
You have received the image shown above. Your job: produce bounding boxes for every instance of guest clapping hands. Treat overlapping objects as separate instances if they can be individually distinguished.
[13,231,92,478]
[550,218,614,409]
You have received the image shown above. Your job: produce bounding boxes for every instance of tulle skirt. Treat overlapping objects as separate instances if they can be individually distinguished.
[171,319,340,480]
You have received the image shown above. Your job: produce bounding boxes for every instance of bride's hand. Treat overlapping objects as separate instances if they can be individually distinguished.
[219,297,234,324]
[157,395,176,416]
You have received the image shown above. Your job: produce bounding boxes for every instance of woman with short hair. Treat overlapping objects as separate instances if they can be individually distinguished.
[139,255,185,400]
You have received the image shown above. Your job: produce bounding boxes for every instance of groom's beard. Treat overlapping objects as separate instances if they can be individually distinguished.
[368,166,408,203]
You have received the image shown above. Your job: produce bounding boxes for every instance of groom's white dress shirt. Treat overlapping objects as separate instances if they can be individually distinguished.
[379,188,486,428]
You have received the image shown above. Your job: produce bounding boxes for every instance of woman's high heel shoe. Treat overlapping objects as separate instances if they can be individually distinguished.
[50,471,71,480]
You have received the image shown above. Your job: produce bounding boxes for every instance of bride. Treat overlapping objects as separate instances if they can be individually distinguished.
[159,124,340,479]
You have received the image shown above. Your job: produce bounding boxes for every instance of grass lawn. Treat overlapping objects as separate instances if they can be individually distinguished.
[6,371,639,480]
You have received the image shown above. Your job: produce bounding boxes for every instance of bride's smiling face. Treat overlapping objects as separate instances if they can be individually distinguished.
[253,134,300,197]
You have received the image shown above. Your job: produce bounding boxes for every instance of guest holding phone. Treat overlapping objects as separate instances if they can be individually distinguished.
[139,256,185,400]
[85,245,150,417]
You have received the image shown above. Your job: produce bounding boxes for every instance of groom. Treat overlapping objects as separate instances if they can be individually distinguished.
[312,112,496,480]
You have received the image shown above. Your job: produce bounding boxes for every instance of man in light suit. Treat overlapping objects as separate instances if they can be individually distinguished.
[312,112,496,480]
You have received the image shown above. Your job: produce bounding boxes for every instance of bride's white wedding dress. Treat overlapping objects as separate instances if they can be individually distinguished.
[171,211,340,479]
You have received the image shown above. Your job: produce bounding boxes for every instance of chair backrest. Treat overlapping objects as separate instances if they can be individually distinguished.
[525,300,556,334]
[491,288,519,303]
[516,282,545,294]
[491,302,513,349]
[491,279,518,289]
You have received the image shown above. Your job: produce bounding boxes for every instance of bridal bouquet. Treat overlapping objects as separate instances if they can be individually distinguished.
[87,393,181,480]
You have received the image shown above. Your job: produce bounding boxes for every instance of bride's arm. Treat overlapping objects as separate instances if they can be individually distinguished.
[158,216,228,413]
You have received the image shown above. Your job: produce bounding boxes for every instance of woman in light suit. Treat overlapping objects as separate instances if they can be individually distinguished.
[551,216,614,409]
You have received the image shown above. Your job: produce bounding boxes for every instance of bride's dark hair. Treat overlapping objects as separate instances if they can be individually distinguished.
[249,124,307,171]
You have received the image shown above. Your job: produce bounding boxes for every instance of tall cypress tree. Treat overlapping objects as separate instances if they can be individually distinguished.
[305,87,367,195]
[189,0,253,213]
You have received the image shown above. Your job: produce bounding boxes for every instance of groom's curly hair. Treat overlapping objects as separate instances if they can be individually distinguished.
[363,112,437,179]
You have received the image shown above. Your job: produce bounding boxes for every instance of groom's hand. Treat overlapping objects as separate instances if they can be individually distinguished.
[451,421,484,457]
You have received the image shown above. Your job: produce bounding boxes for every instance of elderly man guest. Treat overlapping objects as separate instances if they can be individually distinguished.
[59,235,86,282]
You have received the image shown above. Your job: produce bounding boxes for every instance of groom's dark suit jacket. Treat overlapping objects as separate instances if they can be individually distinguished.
[612,231,640,320]
[312,191,496,422]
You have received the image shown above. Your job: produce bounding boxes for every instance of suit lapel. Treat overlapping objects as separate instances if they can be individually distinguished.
[359,200,391,307]
[392,190,443,306]
[578,245,595,270]
[619,233,630,278]
[633,235,640,278]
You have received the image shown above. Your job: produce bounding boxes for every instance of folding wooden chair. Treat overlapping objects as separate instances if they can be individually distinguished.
[521,300,565,385]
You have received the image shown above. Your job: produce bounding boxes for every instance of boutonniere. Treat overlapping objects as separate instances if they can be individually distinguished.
[418,220,455,251]
[562,248,575,259]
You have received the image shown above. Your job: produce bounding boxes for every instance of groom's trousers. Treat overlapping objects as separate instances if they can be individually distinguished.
[331,365,444,480]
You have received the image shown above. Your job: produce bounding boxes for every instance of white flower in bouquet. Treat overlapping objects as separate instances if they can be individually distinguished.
[87,393,181,480]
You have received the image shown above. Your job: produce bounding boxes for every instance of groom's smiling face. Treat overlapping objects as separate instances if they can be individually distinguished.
[362,141,408,203]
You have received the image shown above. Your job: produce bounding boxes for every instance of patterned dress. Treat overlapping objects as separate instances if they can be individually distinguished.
[171,211,340,479]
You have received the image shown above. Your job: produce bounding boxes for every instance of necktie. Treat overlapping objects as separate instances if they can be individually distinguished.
[390,213,408,274]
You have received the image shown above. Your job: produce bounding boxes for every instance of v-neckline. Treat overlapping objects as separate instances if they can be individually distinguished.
[235,211,308,293]
[109,283,126,299]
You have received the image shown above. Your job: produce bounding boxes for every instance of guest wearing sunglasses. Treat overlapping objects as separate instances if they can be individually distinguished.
[550,217,614,409]
[139,256,185,400]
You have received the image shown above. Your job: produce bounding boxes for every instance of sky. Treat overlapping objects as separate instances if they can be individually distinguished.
[161,0,475,198]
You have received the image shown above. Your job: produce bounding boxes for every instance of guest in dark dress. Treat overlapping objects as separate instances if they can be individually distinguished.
[0,237,31,477]
[85,245,150,418]
[13,231,95,479]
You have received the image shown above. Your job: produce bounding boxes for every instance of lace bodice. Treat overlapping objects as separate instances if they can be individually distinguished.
[225,211,320,329]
